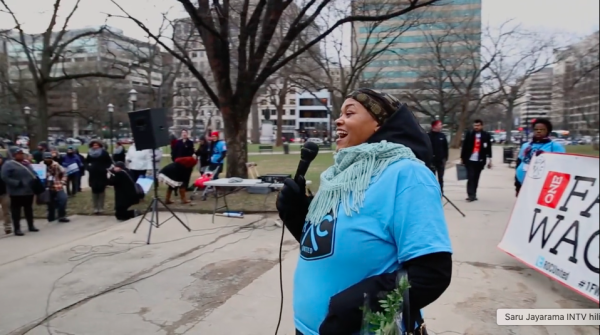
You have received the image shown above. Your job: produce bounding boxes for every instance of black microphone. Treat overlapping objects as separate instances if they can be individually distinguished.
[294,141,319,184]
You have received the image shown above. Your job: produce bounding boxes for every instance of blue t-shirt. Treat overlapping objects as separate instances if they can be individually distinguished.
[516,141,565,183]
[293,159,453,335]
[210,141,227,164]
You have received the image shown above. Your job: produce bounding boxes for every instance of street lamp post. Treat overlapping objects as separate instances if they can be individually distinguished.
[129,89,138,111]
[108,103,114,154]
[23,106,31,136]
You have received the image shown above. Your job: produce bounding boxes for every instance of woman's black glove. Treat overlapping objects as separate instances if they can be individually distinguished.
[276,176,311,242]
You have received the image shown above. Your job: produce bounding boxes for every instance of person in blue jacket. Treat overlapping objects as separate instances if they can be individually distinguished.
[276,89,452,335]
[61,146,84,196]
[209,131,226,179]
[514,118,565,196]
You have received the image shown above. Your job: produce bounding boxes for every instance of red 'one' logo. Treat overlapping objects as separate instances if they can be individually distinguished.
[537,172,571,209]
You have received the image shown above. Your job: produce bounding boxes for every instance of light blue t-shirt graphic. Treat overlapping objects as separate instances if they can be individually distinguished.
[293,159,453,335]
[516,141,565,183]
[210,141,227,164]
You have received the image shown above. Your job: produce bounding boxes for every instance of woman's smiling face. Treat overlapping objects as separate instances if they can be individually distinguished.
[335,98,379,150]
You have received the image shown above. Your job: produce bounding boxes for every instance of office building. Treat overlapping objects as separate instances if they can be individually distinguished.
[514,68,554,129]
[1,27,164,133]
[296,89,332,139]
[551,31,599,135]
[353,0,482,94]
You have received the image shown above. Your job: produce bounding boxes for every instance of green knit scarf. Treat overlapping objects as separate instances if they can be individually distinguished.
[306,141,422,225]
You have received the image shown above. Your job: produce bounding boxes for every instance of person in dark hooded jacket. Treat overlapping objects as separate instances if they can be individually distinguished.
[276,89,451,335]
[84,140,113,214]
[107,161,140,221]
[31,141,49,163]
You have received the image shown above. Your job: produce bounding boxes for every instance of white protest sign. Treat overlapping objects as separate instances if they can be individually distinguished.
[31,164,47,181]
[498,152,599,303]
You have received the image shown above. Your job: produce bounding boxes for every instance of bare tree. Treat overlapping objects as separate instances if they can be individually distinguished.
[109,0,441,177]
[291,0,426,122]
[0,0,143,147]
[487,27,557,144]
[400,18,534,148]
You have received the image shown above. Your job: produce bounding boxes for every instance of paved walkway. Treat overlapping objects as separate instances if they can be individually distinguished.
[1,146,597,335]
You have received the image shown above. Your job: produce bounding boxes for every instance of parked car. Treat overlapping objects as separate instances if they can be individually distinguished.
[552,138,569,146]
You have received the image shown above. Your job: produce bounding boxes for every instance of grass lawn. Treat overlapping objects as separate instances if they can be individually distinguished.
[32,147,461,219]
[566,145,599,157]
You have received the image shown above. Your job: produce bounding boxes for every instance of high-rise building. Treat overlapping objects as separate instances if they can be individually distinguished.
[1,27,163,134]
[514,68,554,128]
[551,31,599,135]
[353,0,482,95]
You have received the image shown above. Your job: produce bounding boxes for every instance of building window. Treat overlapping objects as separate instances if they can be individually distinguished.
[271,109,276,116]
[289,109,296,115]
[300,110,328,118]
[289,99,296,105]
[299,98,327,106]
[260,99,268,105]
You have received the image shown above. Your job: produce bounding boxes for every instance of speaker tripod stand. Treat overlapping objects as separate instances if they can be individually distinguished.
[133,149,191,244]
[442,194,466,217]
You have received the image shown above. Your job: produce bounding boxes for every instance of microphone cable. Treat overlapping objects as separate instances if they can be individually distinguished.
[274,214,286,335]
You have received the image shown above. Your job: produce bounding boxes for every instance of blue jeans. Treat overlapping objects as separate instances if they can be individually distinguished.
[47,190,67,221]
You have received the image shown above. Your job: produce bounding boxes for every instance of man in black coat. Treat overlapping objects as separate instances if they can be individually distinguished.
[428,120,449,194]
[460,119,493,202]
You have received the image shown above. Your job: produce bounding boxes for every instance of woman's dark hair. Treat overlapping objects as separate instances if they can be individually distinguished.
[532,118,553,133]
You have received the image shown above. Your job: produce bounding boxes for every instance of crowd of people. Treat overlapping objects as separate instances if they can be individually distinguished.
[0,129,228,237]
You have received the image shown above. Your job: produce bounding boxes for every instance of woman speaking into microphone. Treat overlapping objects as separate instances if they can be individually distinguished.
[276,89,453,335]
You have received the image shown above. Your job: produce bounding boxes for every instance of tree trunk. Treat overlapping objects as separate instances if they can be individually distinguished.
[450,105,468,149]
[222,105,249,178]
[504,100,515,145]
[251,100,260,143]
[32,89,49,150]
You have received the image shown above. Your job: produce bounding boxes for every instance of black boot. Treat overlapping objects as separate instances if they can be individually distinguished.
[28,224,39,232]
[13,222,24,236]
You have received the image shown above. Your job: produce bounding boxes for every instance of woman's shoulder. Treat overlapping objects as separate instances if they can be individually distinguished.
[380,159,438,189]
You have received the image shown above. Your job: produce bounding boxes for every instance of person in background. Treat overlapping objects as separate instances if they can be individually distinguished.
[460,119,492,202]
[195,138,210,173]
[112,141,126,163]
[50,147,62,164]
[74,148,85,192]
[125,143,152,181]
[61,146,83,196]
[31,141,49,163]
[43,152,69,223]
[209,131,227,179]
[169,133,178,162]
[85,140,113,214]
[428,120,449,194]
[108,161,141,221]
[1,147,38,236]
[172,129,196,193]
[0,154,12,235]
[514,118,565,196]
[158,156,197,205]
[276,89,450,335]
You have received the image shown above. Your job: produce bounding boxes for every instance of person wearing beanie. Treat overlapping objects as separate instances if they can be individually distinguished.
[43,152,70,223]
[276,88,450,335]
[514,118,565,196]
[84,140,113,214]
[208,131,226,179]
[32,141,49,163]
[428,120,449,194]
[1,146,39,236]
[0,153,12,234]
[107,161,141,221]
[61,146,84,196]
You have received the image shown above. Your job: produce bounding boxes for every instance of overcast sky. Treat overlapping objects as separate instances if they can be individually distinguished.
[1,0,598,47]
